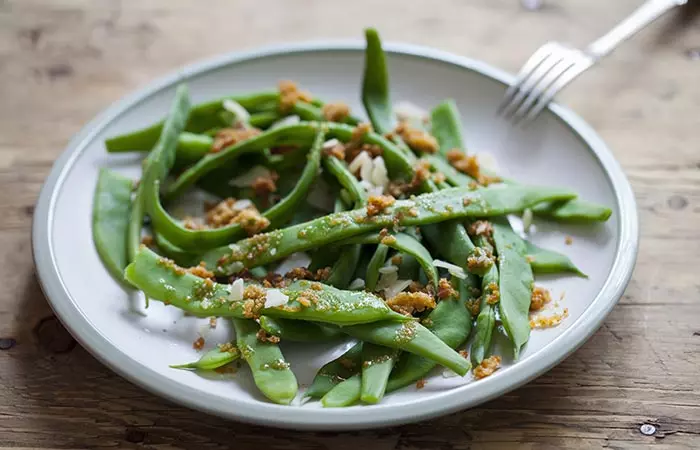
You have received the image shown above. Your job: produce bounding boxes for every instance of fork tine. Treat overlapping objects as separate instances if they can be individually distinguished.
[509,55,577,123]
[500,50,566,119]
[498,43,558,113]
[523,61,591,122]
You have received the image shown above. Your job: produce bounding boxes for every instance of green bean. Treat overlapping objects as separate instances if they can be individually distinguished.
[321,373,361,407]
[492,221,533,358]
[364,244,389,291]
[170,344,240,370]
[470,235,498,366]
[322,155,367,207]
[532,199,612,222]
[362,28,393,134]
[386,275,475,392]
[339,318,471,376]
[326,244,362,289]
[424,155,474,187]
[526,240,587,277]
[360,344,398,404]
[305,342,363,399]
[430,100,465,157]
[105,91,280,152]
[127,84,191,262]
[258,316,342,342]
[396,253,420,280]
[153,233,199,267]
[167,123,318,199]
[125,247,405,326]
[174,132,213,169]
[150,130,325,251]
[207,184,577,275]
[92,169,133,281]
[342,232,438,287]
[233,318,298,405]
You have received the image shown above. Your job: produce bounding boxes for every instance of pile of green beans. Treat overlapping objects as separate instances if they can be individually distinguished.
[93,28,609,406]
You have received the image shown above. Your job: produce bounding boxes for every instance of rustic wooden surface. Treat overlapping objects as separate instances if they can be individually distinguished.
[1,0,699,448]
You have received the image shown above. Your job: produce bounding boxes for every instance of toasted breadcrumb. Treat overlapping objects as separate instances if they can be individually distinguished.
[467,247,495,273]
[351,123,372,142]
[192,336,205,351]
[242,285,267,319]
[526,255,535,263]
[387,160,432,197]
[285,267,315,281]
[485,282,500,305]
[367,195,396,216]
[256,329,281,344]
[321,102,350,122]
[473,355,501,379]
[447,149,481,180]
[530,285,552,311]
[468,220,493,238]
[437,278,457,300]
[395,122,438,153]
[459,350,469,359]
[314,267,331,281]
[391,255,403,265]
[209,317,217,329]
[386,292,436,315]
[251,172,278,198]
[416,379,427,389]
[466,298,481,316]
[263,273,286,288]
[279,80,313,112]
[530,308,569,329]
[183,216,206,230]
[218,342,236,353]
[324,142,346,160]
[409,281,425,293]
[565,236,573,245]
[212,127,261,153]
[236,209,271,235]
[187,262,215,280]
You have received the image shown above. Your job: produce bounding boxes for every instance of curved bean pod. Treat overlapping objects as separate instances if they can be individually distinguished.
[170,344,240,370]
[93,169,133,281]
[258,316,342,342]
[492,220,533,358]
[321,373,362,408]
[305,342,363,399]
[341,232,438,287]
[124,247,404,326]
[469,235,498,366]
[526,240,587,277]
[233,318,298,405]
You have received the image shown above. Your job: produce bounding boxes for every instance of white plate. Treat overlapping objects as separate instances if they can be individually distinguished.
[32,41,638,430]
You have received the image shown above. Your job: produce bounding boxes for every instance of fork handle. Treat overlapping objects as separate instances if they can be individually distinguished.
[586,0,687,59]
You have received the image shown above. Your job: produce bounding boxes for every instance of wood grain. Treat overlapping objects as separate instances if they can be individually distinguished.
[1,0,699,448]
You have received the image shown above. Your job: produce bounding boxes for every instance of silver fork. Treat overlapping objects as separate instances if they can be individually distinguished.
[499,0,687,124]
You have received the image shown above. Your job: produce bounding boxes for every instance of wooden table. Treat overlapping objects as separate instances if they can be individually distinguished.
[2,1,699,448]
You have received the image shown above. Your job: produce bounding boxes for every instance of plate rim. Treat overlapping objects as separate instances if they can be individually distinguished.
[32,39,639,430]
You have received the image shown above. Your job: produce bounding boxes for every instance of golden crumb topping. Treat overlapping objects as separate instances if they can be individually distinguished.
[251,172,278,199]
[367,195,396,216]
[468,220,493,238]
[140,235,154,247]
[192,336,205,351]
[485,282,500,305]
[395,122,438,153]
[447,149,481,180]
[530,285,552,311]
[466,298,481,316]
[321,102,350,122]
[386,292,436,315]
[530,308,569,329]
[416,379,426,389]
[565,236,573,245]
[236,209,271,235]
[256,329,281,344]
[324,142,346,160]
[209,317,217,329]
[186,262,214,280]
[437,278,457,300]
[467,247,495,273]
[279,80,313,112]
[242,285,267,319]
[473,355,501,379]
[212,127,261,153]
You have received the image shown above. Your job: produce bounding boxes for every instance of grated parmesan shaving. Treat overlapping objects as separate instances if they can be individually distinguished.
[348,151,372,174]
[433,259,467,279]
[394,101,428,123]
[370,156,389,190]
[264,289,289,308]
[270,115,300,129]
[348,278,366,290]
[228,278,245,301]
[378,265,399,274]
[322,138,340,150]
[232,199,253,210]
[222,99,250,125]
[383,279,412,300]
